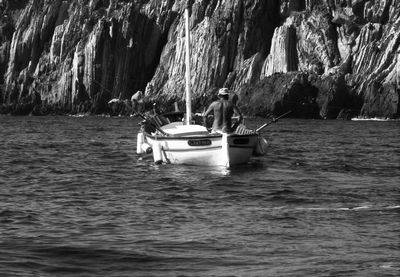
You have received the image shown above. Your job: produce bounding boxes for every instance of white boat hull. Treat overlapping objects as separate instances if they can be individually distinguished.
[139,130,259,167]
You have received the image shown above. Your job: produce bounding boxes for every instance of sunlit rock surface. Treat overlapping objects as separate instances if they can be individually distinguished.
[0,0,398,118]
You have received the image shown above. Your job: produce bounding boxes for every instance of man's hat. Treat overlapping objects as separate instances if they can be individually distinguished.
[218,88,229,95]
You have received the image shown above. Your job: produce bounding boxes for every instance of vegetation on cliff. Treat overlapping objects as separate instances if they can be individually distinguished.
[0,0,399,118]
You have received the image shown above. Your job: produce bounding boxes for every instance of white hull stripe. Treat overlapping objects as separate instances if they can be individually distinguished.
[164,146,222,152]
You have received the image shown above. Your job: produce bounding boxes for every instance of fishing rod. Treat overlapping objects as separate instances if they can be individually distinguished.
[256,110,291,133]
[137,112,168,135]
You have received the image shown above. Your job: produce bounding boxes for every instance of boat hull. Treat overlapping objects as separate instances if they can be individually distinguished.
[141,132,259,167]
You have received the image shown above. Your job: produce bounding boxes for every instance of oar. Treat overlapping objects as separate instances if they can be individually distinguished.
[137,112,168,135]
[256,110,291,133]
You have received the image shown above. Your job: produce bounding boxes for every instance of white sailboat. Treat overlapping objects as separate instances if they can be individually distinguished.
[136,4,265,167]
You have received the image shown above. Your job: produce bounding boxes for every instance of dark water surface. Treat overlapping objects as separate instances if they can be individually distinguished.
[0,116,399,277]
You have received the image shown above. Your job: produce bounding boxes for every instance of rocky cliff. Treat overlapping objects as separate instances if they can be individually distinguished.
[0,0,399,118]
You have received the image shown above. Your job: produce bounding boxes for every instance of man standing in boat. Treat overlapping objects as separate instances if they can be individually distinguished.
[202,88,243,133]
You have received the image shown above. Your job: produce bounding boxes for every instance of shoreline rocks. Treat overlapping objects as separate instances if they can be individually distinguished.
[0,0,398,118]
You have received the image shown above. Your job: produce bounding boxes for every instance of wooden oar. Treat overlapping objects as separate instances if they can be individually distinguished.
[256,110,291,133]
[137,113,168,135]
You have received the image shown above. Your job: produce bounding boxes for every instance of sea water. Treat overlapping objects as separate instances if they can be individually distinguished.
[0,116,399,276]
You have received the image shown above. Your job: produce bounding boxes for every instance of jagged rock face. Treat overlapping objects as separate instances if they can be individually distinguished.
[0,0,399,118]
[349,0,400,118]
[1,0,175,114]
[148,0,282,108]
[238,72,320,118]
[248,0,399,118]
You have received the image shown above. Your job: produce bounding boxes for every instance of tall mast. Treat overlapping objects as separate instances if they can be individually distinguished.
[184,3,192,125]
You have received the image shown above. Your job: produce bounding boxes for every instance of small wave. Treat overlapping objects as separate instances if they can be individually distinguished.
[68,113,90,117]
[30,244,185,265]
[0,209,40,224]
[154,185,183,192]
[39,142,67,149]
[269,189,295,196]
[0,244,179,275]
[294,204,400,212]
[9,159,32,165]
[88,140,108,147]
[337,205,371,211]
[91,127,106,132]
[98,152,131,160]
[0,209,17,217]
[346,205,400,211]
[385,205,400,210]
[351,117,399,121]
[269,215,298,221]
[117,135,131,139]
[380,262,400,270]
